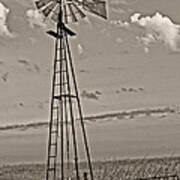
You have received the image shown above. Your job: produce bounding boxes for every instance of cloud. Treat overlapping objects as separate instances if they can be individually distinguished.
[81,90,101,100]
[0,3,13,37]
[144,46,149,53]
[1,72,9,82]
[78,44,84,55]
[116,37,123,43]
[130,12,180,52]
[136,34,156,53]
[26,9,46,28]
[110,20,130,28]
[18,59,30,66]
[84,107,175,122]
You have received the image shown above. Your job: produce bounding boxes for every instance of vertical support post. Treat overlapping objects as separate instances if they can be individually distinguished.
[59,26,64,180]
[64,40,80,180]
[58,1,64,179]
[65,33,94,180]
[63,67,70,179]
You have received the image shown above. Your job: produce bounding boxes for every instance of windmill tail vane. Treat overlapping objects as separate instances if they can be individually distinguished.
[34,0,107,180]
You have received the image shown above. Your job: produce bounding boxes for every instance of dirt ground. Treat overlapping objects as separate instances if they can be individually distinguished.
[0,156,180,180]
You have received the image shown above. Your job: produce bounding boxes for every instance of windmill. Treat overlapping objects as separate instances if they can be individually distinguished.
[34,0,107,180]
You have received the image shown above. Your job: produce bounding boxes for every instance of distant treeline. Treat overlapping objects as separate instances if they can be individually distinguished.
[0,106,176,132]
[84,107,175,121]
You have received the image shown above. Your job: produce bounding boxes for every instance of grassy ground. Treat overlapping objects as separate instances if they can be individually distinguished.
[0,157,180,180]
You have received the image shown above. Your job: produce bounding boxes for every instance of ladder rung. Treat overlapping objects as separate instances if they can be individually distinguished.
[53,106,58,109]
[61,94,76,98]
[49,155,56,158]
[54,84,61,86]
[54,95,61,99]
[56,58,66,62]
[51,130,58,134]
[50,143,57,146]
[54,82,68,86]
[55,70,66,73]
[53,94,76,99]
[47,168,55,171]
[57,47,65,50]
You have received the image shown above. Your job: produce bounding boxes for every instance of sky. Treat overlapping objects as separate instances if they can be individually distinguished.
[0,0,180,125]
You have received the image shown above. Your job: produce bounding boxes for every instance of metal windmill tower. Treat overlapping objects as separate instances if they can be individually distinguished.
[34,0,107,179]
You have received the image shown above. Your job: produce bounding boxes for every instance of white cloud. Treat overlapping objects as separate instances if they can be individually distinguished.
[116,37,123,43]
[130,12,180,52]
[78,44,84,55]
[130,13,141,23]
[0,3,13,37]
[110,20,130,28]
[144,47,149,53]
[136,33,156,53]
[26,9,46,28]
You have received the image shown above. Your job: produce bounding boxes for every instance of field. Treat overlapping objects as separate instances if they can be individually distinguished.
[0,157,179,180]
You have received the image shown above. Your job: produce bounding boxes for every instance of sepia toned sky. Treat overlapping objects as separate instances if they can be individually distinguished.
[0,0,180,125]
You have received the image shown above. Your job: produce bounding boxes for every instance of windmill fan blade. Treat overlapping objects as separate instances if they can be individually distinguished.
[63,2,86,24]
[67,3,78,22]
[80,0,107,19]
[71,3,86,19]
[42,1,56,17]
[35,0,88,24]
[64,3,68,24]
[50,4,59,23]
[35,0,54,9]
[49,2,85,24]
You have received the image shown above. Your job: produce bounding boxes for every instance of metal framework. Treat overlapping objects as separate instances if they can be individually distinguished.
[46,9,93,180]
[34,0,107,179]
